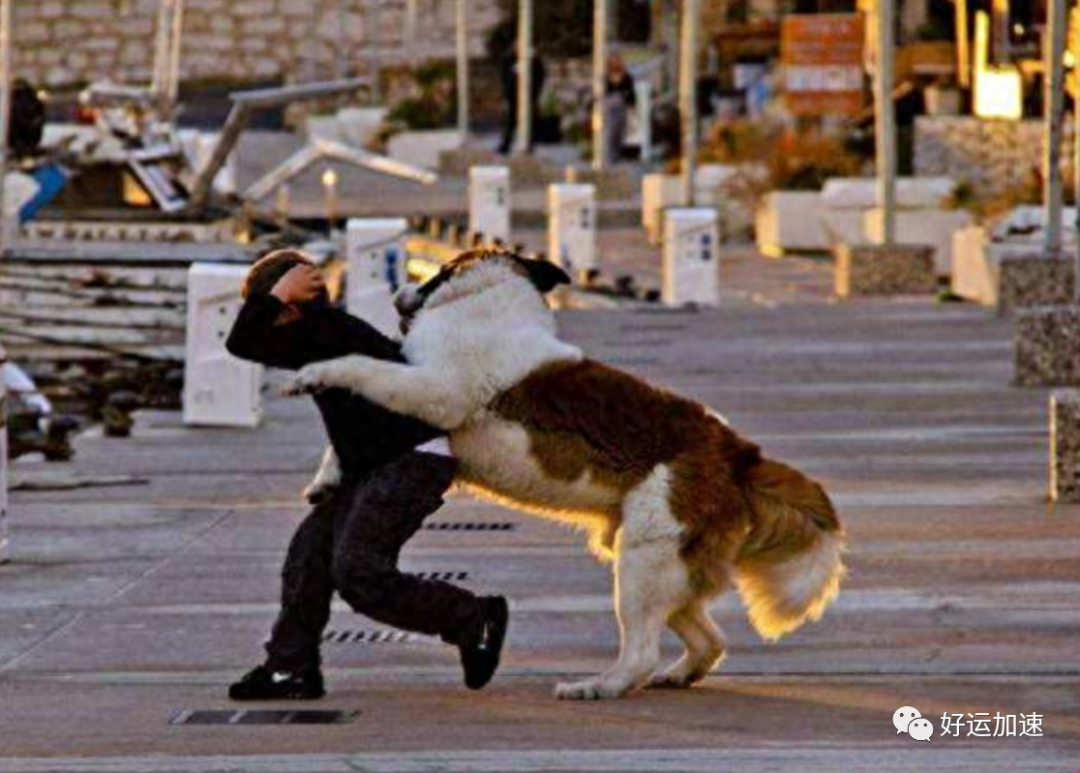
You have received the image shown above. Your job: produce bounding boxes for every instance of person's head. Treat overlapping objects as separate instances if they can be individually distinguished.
[244,249,329,323]
[608,52,626,78]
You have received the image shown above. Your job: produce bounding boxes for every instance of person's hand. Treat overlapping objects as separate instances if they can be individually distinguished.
[270,264,325,305]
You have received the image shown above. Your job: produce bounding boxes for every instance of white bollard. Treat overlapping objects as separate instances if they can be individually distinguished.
[469,166,511,243]
[662,208,720,307]
[635,80,652,164]
[548,183,597,278]
[345,217,408,337]
[183,263,263,428]
[0,344,8,564]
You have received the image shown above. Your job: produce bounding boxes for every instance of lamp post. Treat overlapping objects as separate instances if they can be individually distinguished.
[0,0,12,257]
[592,0,609,170]
[456,0,469,143]
[873,0,896,245]
[1045,0,1066,257]
[678,0,699,204]
[515,0,534,154]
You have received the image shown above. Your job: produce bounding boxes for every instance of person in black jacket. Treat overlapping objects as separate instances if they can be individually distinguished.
[224,249,508,701]
[498,42,546,155]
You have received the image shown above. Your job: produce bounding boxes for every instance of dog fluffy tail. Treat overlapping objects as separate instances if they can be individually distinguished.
[734,458,845,641]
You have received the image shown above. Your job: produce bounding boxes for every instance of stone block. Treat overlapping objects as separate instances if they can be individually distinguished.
[755,190,829,256]
[1015,306,1080,387]
[834,244,937,298]
[998,255,1076,312]
[1050,391,1080,503]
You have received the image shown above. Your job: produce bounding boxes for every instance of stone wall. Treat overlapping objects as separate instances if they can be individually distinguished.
[13,0,504,89]
[915,116,1075,197]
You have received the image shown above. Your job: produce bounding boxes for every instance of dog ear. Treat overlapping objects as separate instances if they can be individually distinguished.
[518,258,571,293]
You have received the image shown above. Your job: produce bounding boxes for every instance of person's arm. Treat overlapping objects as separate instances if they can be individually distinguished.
[225,293,308,370]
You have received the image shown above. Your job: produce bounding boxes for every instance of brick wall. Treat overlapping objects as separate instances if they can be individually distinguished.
[13,0,504,89]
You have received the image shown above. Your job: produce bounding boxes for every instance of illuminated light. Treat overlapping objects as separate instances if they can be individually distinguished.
[973,11,1023,121]
[321,168,338,189]
[975,68,1023,119]
[1067,50,1076,68]
[1013,23,1025,36]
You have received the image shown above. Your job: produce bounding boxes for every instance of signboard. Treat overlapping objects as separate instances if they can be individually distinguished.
[781,13,865,117]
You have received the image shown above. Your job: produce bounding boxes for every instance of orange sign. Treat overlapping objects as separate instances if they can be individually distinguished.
[781,13,866,117]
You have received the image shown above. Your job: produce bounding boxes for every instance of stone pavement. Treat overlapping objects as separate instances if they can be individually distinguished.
[1,251,1079,771]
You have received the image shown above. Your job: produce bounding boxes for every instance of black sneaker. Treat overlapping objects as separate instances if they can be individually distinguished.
[459,596,509,690]
[228,664,326,701]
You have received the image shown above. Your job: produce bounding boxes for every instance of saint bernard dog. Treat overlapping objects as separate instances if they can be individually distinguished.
[287,248,845,700]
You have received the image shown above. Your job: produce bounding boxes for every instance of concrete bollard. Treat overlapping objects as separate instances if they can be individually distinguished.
[183,263,263,428]
[548,183,597,279]
[469,166,511,243]
[0,344,8,564]
[662,208,720,307]
[1050,391,1080,503]
[346,217,408,337]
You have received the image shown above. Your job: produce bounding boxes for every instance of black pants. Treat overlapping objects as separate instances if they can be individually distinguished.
[264,452,484,672]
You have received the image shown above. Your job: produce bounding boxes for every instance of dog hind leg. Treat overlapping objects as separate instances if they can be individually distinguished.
[649,599,726,689]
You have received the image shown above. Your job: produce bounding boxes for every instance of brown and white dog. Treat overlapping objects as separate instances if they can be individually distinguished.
[287,249,845,700]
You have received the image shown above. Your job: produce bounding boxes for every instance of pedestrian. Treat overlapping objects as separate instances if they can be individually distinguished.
[601,52,636,164]
[498,41,546,155]
[224,249,508,700]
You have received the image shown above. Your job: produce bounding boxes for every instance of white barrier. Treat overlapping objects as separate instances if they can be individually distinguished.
[346,218,408,337]
[642,173,684,245]
[183,264,263,428]
[0,344,8,564]
[548,183,597,277]
[663,208,720,306]
[469,166,511,242]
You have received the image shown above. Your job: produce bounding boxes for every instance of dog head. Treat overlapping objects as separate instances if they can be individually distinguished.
[395,248,571,324]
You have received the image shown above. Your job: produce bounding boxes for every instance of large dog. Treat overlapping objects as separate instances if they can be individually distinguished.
[287,249,845,700]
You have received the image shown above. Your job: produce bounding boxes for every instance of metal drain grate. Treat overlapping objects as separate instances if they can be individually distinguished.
[322,628,418,644]
[415,570,469,581]
[424,521,515,532]
[170,710,358,726]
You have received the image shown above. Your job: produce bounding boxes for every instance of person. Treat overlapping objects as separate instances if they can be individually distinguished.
[224,249,509,700]
[498,42,546,155]
[602,53,635,164]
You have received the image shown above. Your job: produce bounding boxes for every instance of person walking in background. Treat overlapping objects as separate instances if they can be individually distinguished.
[498,41,546,155]
[602,52,636,164]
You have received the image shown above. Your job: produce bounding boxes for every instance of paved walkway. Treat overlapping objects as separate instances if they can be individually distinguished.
[1,251,1078,771]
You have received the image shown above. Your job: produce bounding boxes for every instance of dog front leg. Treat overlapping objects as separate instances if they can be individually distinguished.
[286,356,471,430]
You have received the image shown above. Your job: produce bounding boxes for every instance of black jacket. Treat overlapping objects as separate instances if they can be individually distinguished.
[225,294,441,478]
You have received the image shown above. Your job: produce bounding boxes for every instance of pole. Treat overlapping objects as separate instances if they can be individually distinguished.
[166,0,184,110]
[678,0,699,205]
[515,0,533,154]
[873,0,896,245]
[592,0,608,169]
[0,0,12,257]
[955,0,970,89]
[1074,5,1080,305]
[456,0,469,143]
[1045,0,1066,257]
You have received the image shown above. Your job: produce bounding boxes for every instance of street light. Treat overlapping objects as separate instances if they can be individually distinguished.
[592,0,609,170]
[516,0,534,154]
[1044,0,1067,257]
[678,0,699,205]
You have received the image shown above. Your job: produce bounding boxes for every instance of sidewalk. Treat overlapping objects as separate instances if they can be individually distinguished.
[1,250,1078,771]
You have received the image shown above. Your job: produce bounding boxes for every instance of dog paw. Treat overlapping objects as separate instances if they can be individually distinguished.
[554,678,624,701]
[282,367,326,397]
[647,672,696,690]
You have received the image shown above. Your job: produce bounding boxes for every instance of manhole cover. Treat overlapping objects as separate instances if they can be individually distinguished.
[170,710,358,726]
[424,521,515,531]
[322,628,419,644]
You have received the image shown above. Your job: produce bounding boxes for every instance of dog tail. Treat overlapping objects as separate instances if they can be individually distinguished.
[733,458,845,642]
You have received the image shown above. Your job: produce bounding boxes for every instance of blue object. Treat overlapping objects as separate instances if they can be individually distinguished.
[20,164,69,223]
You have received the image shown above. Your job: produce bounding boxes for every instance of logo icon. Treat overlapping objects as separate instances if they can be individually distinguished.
[894,706,933,742]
